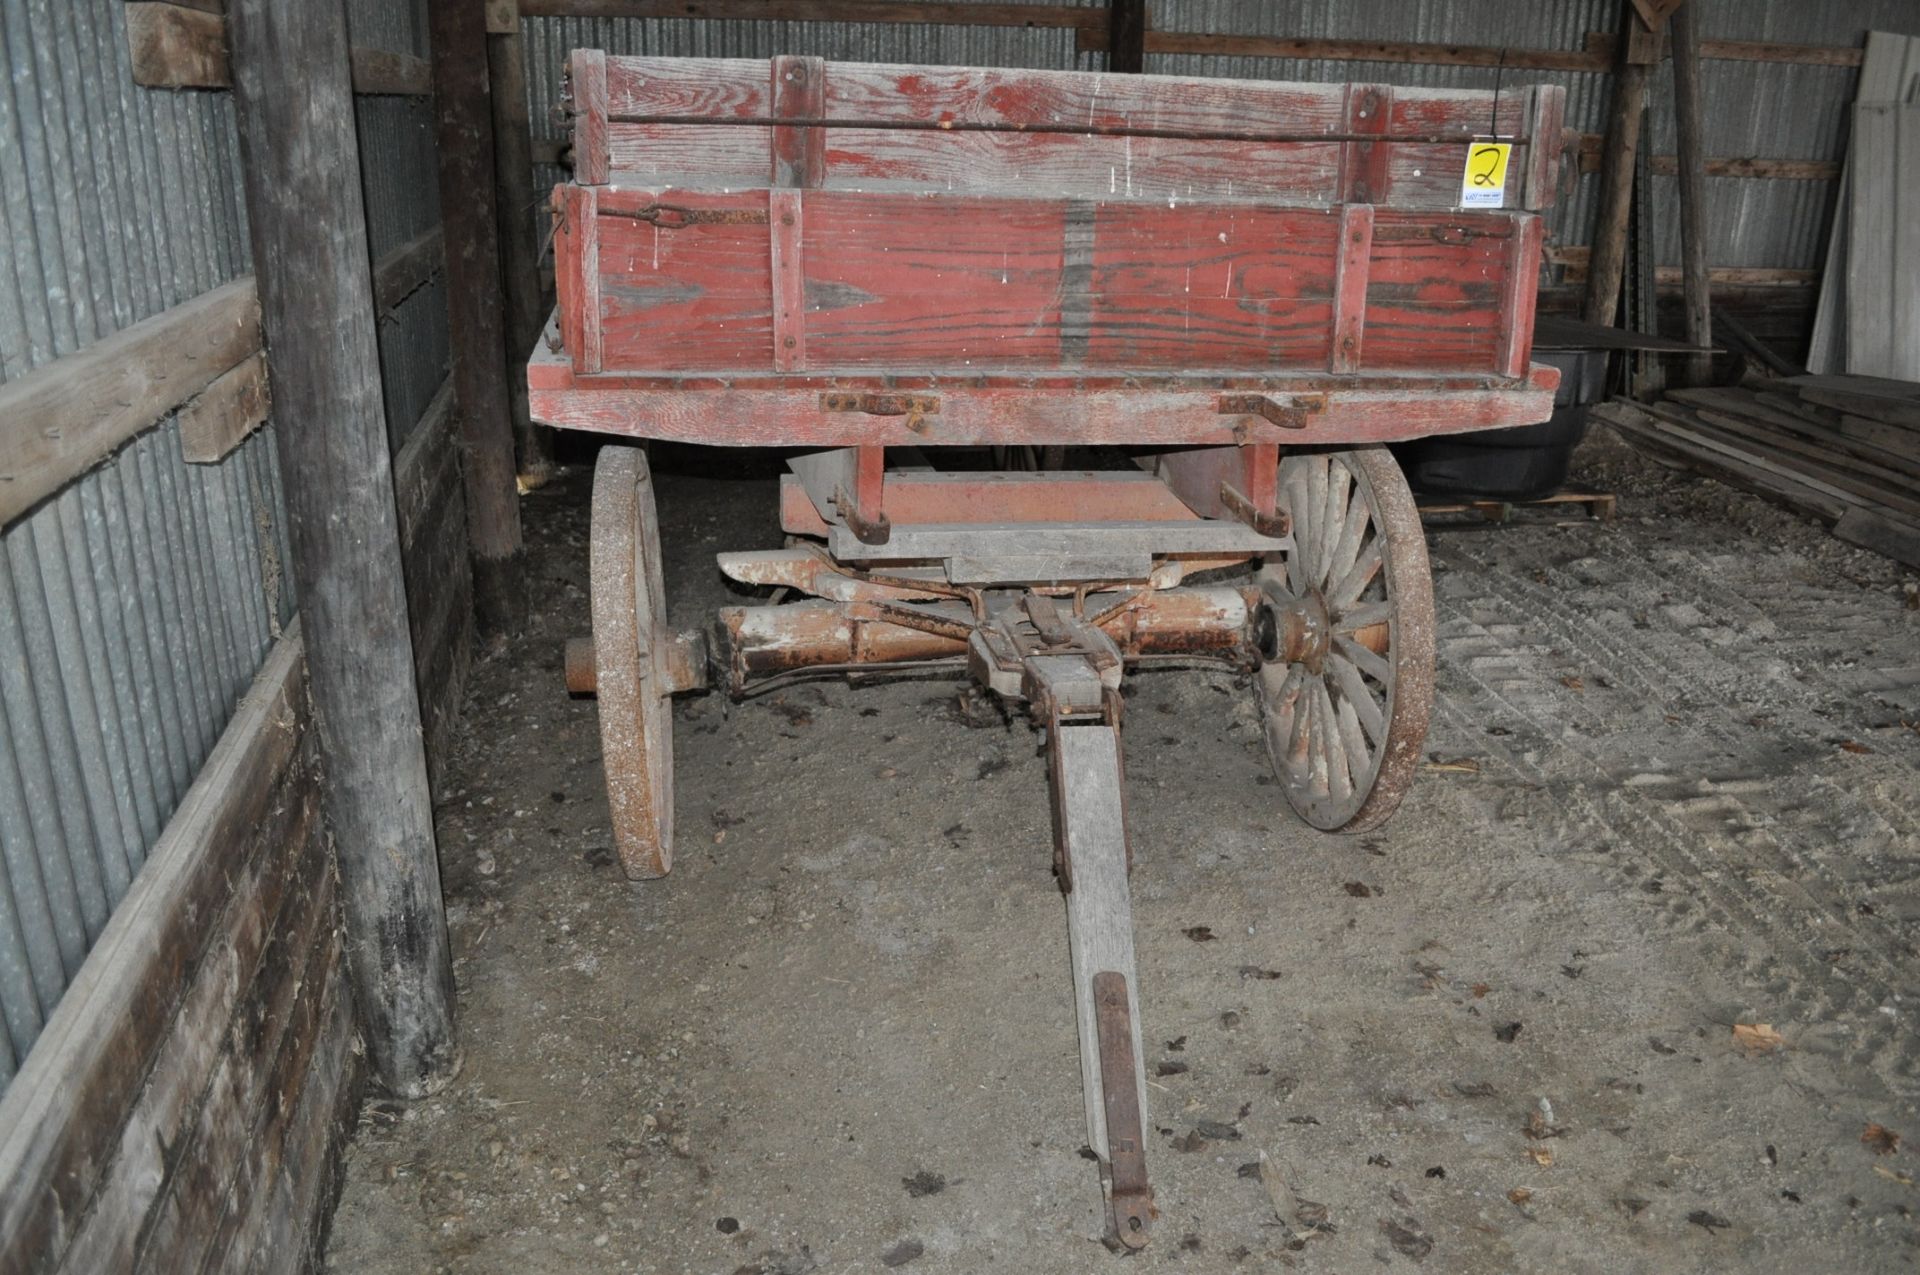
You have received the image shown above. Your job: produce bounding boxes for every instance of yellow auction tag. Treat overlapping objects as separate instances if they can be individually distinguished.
[1460,141,1512,208]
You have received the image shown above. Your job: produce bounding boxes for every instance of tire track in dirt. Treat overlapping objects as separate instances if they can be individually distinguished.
[1424,534,1920,1094]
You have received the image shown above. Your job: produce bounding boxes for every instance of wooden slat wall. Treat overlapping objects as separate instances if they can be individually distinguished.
[393,378,477,792]
[0,631,365,1275]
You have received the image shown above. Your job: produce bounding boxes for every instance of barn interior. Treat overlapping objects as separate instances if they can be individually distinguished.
[0,3,1916,1273]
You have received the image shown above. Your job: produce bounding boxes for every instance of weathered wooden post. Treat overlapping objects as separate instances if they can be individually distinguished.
[227,0,458,1096]
[1584,2,1665,327]
[430,0,528,629]
[1669,2,1714,385]
[485,0,557,488]
[1107,0,1147,74]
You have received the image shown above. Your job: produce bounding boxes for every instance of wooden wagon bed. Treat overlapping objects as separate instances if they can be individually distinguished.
[535,54,1572,1252]
[530,54,1567,448]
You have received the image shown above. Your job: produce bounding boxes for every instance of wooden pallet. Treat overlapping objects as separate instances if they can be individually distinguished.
[1417,486,1618,523]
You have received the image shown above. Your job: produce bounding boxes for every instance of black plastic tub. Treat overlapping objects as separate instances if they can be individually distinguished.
[1390,349,1609,503]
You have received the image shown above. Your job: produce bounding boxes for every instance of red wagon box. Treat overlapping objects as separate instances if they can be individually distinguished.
[532,51,1567,1251]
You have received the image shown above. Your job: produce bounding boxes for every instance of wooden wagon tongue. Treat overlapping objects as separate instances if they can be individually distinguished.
[987,592,1160,1249]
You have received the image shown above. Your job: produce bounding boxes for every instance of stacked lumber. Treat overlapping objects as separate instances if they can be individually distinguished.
[1592,374,1920,567]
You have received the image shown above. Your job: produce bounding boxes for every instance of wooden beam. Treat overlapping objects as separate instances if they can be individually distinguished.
[228,0,457,1096]
[0,278,258,527]
[1106,0,1146,74]
[1107,29,1610,73]
[516,0,1102,27]
[124,3,433,94]
[1549,245,1816,287]
[370,224,446,316]
[1571,132,1840,179]
[0,629,306,1272]
[178,351,271,464]
[1584,4,1653,326]
[430,0,528,619]
[1670,1,1713,384]
[1587,30,1865,67]
[488,18,558,484]
[1079,26,1863,71]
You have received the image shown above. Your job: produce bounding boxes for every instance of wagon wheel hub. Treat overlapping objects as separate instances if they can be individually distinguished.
[1271,590,1334,674]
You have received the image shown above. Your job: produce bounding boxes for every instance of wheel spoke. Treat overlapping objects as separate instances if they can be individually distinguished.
[1283,476,1313,595]
[1303,457,1329,584]
[1316,677,1351,801]
[1318,462,1350,589]
[1334,600,1393,634]
[1326,491,1371,589]
[1276,664,1308,768]
[1329,539,1383,609]
[1335,692,1372,784]
[1336,632,1391,684]
[1329,650,1385,744]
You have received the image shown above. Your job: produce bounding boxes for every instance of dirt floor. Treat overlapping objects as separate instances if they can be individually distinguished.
[325,429,1920,1274]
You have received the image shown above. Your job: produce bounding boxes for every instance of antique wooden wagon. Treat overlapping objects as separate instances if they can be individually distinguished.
[531,51,1566,1249]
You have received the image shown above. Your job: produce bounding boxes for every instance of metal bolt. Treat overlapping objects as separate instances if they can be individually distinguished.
[783,336,796,348]
[781,212,794,226]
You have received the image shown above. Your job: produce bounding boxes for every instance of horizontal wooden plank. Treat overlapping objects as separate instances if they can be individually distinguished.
[1586,30,1866,67]
[125,3,432,94]
[1126,29,1608,74]
[1569,133,1840,179]
[393,377,458,548]
[179,351,271,464]
[53,766,324,1275]
[1546,246,1817,286]
[520,0,1101,28]
[208,962,358,1275]
[588,187,1530,375]
[529,346,1561,447]
[391,376,473,791]
[1095,27,1861,70]
[132,831,340,1274]
[371,224,446,314]
[0,627,307,1273]
[1834,507,1920,567]
[592,56,1563,211]
[0,277,259,528]
[1652,154,1840,180]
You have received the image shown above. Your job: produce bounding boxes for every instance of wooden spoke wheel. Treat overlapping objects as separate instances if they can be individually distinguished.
[1256,447,1435,833]
[590,446,676,878]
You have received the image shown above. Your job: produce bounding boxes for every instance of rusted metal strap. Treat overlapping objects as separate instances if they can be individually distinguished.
[598,203,770,228]
[1093,971,1154,1249]
[1218,393,1327,431]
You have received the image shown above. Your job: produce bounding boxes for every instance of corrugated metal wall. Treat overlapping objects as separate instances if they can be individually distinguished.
[349,0,452,454]
[0,0,449,1092]
[518,0,1920,277]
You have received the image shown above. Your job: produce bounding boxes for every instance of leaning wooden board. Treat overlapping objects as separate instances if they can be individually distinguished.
[532,54,1566,447]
